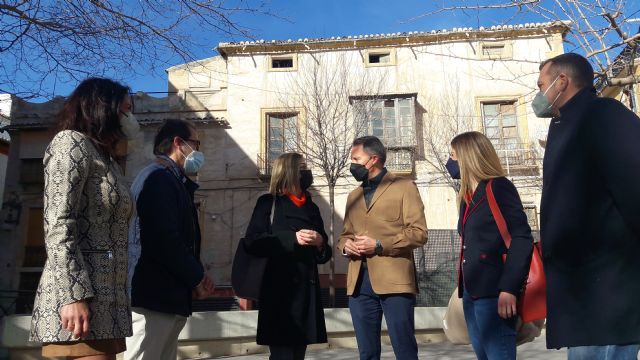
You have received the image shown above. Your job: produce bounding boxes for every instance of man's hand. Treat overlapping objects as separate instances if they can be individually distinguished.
[194,274,216,299]
[354,235,376,255]
[296,229,323,248]
[343,239,361,257]
[498,291,517,319]
[60,300,90,339]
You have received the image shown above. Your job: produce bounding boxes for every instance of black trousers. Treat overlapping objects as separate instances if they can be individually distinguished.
[269,345,307,360]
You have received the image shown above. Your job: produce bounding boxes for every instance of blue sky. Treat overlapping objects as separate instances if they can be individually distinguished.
[34,0,505,97]
[28,0,640,99]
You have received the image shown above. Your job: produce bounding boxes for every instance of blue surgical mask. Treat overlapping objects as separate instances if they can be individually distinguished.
[532,76,562,118]
[180,140,205,173]
[446,158,460,180]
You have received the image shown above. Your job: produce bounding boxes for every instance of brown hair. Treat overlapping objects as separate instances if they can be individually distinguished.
[153,119,196,155]
[269,152,303,195]
[450,131,505,205]
[56,77,130,160]
[539,53,594,89]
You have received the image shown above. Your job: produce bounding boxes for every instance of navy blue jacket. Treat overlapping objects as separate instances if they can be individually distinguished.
[541,88,640,348]
[131,164,203,317]
[457,177,533,299]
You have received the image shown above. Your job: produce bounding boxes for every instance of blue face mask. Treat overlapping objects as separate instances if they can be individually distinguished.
[180,139,205,173]
[446,158,460,180]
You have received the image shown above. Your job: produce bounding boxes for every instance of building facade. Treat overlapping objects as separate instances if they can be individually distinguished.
[0,22,567,314]
[165,22,567,292]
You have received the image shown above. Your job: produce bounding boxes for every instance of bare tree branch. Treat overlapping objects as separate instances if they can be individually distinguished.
[0,0,277,98]
[410,0,640,88]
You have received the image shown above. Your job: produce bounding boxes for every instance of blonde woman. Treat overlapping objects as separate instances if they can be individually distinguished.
[448,132,533,360]
[244,152,332,360]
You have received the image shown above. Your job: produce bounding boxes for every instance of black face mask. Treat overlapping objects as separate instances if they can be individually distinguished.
[446,158,461,180]
[350,163,370,182]
[300,169,313,191]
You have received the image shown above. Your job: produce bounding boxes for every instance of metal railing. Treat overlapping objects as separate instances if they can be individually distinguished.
[257,153,272,176]
[386,148,414,173]
[495,147,540,177]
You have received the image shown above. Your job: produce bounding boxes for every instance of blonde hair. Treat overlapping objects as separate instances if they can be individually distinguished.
[269,152,303,195]
[450,131,505,205]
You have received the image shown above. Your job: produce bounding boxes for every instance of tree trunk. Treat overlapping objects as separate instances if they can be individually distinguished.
[328,184,336,307]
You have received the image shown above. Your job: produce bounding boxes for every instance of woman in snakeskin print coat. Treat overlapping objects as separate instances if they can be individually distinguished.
[30,78,140,359]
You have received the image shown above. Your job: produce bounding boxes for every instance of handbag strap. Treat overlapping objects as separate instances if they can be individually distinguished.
[486,179,512,249]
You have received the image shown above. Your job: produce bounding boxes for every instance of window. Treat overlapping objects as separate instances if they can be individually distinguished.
[482,101,519,151]
[353,96,416,172]
[23,208,45,267]
[20,158,44,184]
[267,112,299,163]
[354,97,415,147]
[480,42,512,60]
[365,49,396,67]
[16,207,45,314]
[369,53,391,64]
[481,100,539,175]
[272,58,293,68]
[269,55,297,71]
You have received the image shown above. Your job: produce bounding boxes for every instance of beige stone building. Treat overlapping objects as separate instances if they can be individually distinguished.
[164,22,567,297]
[0,22,567,314]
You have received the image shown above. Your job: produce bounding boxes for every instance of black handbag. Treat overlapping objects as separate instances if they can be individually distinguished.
[231,196,275,301]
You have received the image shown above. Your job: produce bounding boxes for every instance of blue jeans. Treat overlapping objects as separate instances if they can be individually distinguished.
[567,344,640,360]
[348,266,418,360]
[462,290,517,360]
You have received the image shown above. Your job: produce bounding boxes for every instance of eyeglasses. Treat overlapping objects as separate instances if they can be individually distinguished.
[182,138,201,150]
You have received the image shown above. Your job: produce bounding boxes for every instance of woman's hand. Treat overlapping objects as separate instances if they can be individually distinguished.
[497,291,517,319]
[296,229,323,248]
[60,300,90,339]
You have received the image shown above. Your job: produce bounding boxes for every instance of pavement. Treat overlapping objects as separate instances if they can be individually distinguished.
[209,330,568,359]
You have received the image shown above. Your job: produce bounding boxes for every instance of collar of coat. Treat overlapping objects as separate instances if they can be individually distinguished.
[354,170,397,211]
[557,86,598,120]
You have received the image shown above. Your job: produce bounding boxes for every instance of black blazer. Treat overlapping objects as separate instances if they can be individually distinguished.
[457,177,533,299]
[541,88,640,348]
[131,167,203,317]
[244,193,332,346]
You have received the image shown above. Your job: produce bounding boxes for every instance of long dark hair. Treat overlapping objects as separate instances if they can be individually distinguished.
[56,77,130,159]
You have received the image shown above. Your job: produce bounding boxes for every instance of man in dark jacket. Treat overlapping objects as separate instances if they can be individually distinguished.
[125,119,214,360]
[535,53,640,359]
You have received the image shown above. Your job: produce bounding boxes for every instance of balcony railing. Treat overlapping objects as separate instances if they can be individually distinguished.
[495,147,540,177]
[257,153,272,177]
[386,148,414,173]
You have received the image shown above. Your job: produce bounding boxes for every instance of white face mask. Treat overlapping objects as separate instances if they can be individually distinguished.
[120,112,141,140]
[532,76,563,118]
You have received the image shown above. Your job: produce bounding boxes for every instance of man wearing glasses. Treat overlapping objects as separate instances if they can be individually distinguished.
[125,119,214,360]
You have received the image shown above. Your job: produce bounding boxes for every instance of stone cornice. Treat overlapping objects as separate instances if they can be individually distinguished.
[217,21,570,57]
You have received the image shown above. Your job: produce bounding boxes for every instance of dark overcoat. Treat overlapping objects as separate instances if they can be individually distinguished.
[541,88,640,348]
[131,162,203,317]
[244,193,332,346]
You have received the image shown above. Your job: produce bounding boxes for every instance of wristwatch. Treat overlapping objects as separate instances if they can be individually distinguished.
[375,239,383,255]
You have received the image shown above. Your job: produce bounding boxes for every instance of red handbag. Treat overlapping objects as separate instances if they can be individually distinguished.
[486,180,547,323]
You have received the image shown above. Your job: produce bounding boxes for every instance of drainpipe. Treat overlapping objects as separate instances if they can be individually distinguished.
[630,83,639,115]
